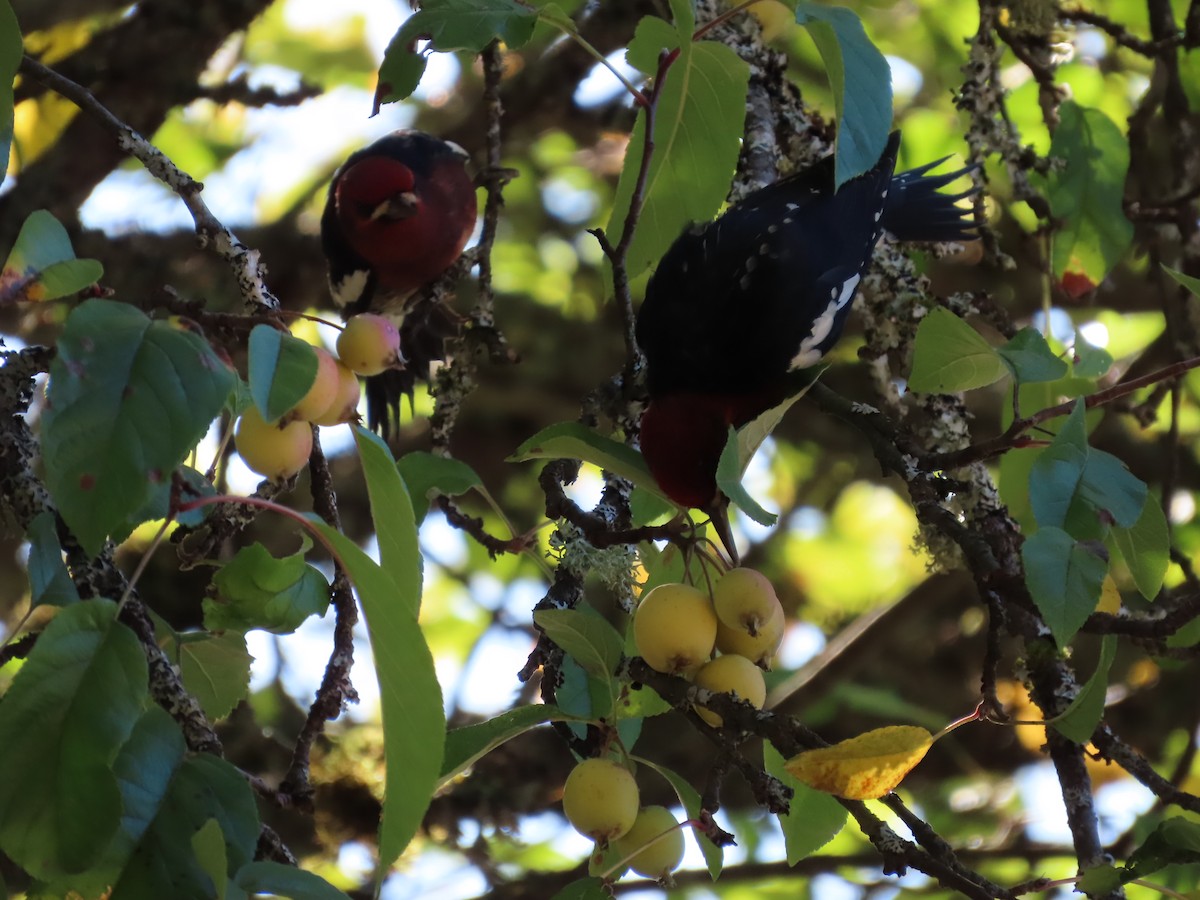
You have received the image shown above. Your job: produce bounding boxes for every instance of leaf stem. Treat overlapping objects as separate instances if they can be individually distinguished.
[545,23,648,106]
[693,0,767,41]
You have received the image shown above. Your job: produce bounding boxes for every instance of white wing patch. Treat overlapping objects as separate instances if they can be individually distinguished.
[331,269,370,309]
[787,274,864,371]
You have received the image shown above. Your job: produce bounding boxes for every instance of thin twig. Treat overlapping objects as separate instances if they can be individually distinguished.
[17,55,279,311]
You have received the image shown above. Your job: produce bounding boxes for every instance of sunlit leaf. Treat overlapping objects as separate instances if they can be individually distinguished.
[376,0,543,105]
[168,631,253,720]
[247,324,317,423]
[1051,633,1116,743]
[794,3,892,188]
[715,389,810,525]
[0,210,103,304]
[0,0,20,188]
[908,306,1007,393]
[764,743,847,863]
[1072,333,1112,378]
[440,705,581,786]
[508,422,669,501]
[608,4,749,283]
[190,819,228,900]
[308,520,443,874]
[535,606,625,678]
[354,427,422,615]
[1042,101,1133,282]
[204,540,330,635]
[1111,496,1169,601]
[784,725,933,800]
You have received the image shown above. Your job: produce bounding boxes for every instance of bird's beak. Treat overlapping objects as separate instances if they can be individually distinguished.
[369,191,419,222]
[704,495,739,565]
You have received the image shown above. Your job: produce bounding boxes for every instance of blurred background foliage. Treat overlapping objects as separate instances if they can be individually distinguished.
[3,0,1200,895]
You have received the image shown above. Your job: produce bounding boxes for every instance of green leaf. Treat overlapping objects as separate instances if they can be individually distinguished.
[0,600,147,880]
[714,389,810,526]
[908,307,1007,393]
[763,742,846,864]
[191,819,229,900]
[0,0,19,190]
[508,422,670,502]
[25,510,79,608]
[1164,264,1200,298]
[1076,864,1124,894]
[42,299,235,556]
[355,427,423,616]
[235,861,352,899]
[1021,526,1106,645]
[1029,399,1147,537]
[1112,497,1169,601]
[0,210,103,304]
[636,757,723,879]
[1042,101,1133,282]
[616,682,672,720]
[112,464,217,546]
[534,607,625,678]
[247,324,318,423]
[110,749,260,898]
[1127,816,1200,879]
[549,878,610,900]
[1051,634,1117,743]
[1072,333,1113,378]
[397,450,483,521]
[717,426,776,526]
[1028,400,1088,530]
[440,705,580,786]
[608,14,749,283]
[996,328,1068,384]
[793,4,892,189]
[204,540,330,635]
[376,0,542,104]
[309,520,444,876]
[167,631,253,720]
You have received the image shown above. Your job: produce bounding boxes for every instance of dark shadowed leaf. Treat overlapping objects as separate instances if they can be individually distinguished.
[509,422,669,501]
[397,450,483,521]
[535,606,625,678]
[25,510,79,608]
[1051,634,1116,743]
[42,299,234,556]
[0,601,147,880]
[0,0,20,190]
[997,328,1068,384]
[355,427,423,614]
[1021,526,1106,645]
[441,705,582,785]
[1111,497,1169,601]
[235,861,352,899]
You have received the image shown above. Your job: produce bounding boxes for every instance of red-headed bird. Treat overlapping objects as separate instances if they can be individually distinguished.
[635,131,977,560]
[321,130,478,434]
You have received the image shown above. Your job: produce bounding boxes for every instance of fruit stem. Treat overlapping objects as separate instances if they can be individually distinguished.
[116,517,175,612]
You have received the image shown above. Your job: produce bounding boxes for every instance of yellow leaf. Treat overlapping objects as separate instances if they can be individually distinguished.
[1097,574,1121,614]
[784,726,933,800]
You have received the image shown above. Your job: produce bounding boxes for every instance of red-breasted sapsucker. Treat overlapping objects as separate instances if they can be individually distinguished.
[321,130,477,434]
[635,130,977,559]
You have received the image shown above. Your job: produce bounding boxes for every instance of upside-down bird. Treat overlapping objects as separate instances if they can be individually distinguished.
[635,130,977,560]
[320,130,478,435]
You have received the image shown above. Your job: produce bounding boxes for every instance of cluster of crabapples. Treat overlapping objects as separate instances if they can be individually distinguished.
[234,313,401,480]
[636,566,784,723]
[558,568,785,880]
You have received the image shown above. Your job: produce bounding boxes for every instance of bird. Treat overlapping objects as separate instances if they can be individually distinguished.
[320,130,478,436]
[635,130,978,561]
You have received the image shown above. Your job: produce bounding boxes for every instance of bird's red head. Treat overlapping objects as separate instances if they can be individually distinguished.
[640,393,739,510]
[331,144,477,299]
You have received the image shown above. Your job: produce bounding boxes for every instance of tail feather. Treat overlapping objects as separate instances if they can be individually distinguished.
[882,158,980,244]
